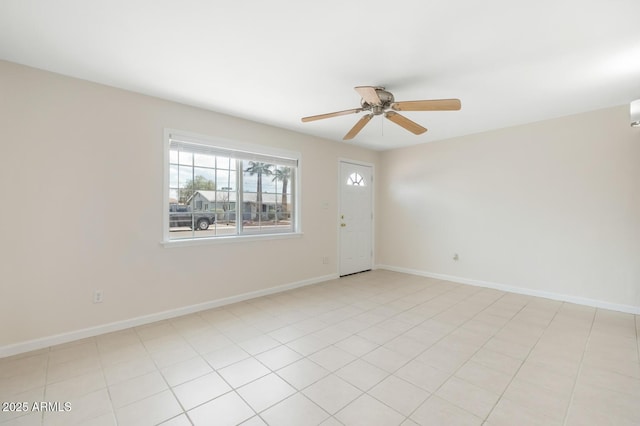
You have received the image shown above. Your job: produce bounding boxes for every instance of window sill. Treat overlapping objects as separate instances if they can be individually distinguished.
[161,232,303,248]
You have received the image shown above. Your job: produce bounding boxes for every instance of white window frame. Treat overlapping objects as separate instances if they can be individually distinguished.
[162,129,302,247]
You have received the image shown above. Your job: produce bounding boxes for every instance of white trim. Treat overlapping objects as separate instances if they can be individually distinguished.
[0,273,338,359]
[163,128,302,245]
[163,129,171,242]
[161,232,303,248]
[375,264,640,315]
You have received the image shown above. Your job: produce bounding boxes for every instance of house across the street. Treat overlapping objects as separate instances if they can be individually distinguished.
[186,190,291,222]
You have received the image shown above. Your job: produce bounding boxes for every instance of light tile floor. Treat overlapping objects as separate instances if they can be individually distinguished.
[1,270,639,425]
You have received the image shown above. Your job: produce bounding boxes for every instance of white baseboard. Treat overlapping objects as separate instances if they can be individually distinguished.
[0,273,339,359]
[376,264,640,315]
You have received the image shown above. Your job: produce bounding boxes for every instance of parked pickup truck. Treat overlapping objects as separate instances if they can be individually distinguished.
[169,204,216,230]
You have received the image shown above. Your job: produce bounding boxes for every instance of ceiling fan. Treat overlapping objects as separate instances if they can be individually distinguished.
[301,86,461,140]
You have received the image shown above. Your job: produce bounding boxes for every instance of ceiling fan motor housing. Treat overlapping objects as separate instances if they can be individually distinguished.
[360,88,394,115]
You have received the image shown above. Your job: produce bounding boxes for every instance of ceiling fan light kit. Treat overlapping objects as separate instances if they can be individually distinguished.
[301,86,461,140]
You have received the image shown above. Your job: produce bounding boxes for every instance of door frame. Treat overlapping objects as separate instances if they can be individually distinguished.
[337,158,375,276]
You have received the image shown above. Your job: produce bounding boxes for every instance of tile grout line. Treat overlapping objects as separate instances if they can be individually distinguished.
[318,277,453,422]
[41,347,52,425]
[169,312,285,423]
[0,275,508,424]
[560,307,597,426]
[91,338,117,425]
[217,276,480,424]
[6,271,625,426]
[124,278,400,423]
[480,301,564,425]
[333,279,543,423]
[104,284,621,425]
[164,313,322,425]
[152,299,328,424]
[206,323,331,425]
[355,286,515,423]
[133,324,198,426]
[141,320,286,425]
[416,296,532,422]
[332,280,493,422]
[43,339,112,426]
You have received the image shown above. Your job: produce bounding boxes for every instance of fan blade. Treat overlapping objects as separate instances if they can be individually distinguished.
[355,86,382,106]
[385,111,427,135]
[301,108,363,122]
[391,99,461,111]
[343,114,373,140]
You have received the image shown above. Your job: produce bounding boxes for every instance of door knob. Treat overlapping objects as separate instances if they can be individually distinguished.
[340,223,346,227]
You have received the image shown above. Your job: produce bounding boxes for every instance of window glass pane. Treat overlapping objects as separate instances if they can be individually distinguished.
[241,160,292,232]
[243,171,257,191]
[229,173,237,193]
[168,138,297,241]
[169,165,179,188]
[178,166,193,188]
[192,167,216,189]
[178,151,193,166]
[169,202,195,239]
[216,169,230,190]
[216,156,231,170]
[272,166,291,223]
[347,172,365,186]
[262,175,276,193]
[194,153,215,168]
[178,189,190,205]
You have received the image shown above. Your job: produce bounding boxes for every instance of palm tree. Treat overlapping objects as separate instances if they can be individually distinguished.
[272,166,291,220]
[244,161,273,221]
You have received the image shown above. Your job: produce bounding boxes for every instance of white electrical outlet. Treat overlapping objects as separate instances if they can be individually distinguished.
[93,290,104,303]
[322,256,329,265]
[453,253,459,261]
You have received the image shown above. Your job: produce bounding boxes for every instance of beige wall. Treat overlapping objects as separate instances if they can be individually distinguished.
[2,58,638,354]
[377,106,640,309]
[0,61,379,350]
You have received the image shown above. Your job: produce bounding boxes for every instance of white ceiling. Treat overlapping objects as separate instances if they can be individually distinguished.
[2,0,640,150]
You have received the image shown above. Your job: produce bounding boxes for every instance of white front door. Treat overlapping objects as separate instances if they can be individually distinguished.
[339,161,373,276]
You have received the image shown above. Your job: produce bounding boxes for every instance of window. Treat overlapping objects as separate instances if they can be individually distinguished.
[164,131,300,243]
[347,172,365,186]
